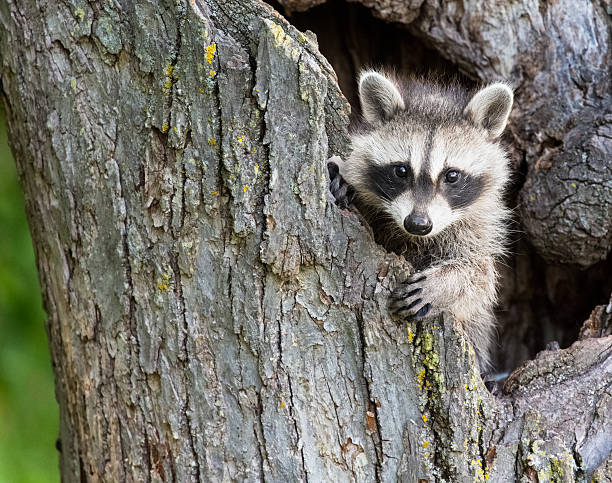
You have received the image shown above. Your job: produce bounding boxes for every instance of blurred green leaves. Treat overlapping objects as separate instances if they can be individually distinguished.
[0,106,59,482]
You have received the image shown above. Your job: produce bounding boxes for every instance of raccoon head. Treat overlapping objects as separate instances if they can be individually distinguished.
[344,71,513,239]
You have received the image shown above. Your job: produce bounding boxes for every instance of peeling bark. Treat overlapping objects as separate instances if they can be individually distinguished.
[1,0,611,481]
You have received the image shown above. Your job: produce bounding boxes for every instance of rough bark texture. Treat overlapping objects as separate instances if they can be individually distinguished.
[1,0,611,482]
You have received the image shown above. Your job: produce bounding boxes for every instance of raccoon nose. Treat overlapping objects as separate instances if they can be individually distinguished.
[404,213,433,235]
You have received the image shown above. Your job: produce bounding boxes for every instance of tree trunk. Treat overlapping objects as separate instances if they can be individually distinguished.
[1,0,610,481]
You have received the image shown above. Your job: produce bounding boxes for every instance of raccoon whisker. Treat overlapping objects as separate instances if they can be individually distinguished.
[372,181,394,202]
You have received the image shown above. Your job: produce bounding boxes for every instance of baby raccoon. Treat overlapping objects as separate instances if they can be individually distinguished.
[329,71,513,369]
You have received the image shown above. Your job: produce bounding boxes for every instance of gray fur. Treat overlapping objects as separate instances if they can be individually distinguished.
[464,83,513,139]
[337,71,514,370]
[359,71,406,125]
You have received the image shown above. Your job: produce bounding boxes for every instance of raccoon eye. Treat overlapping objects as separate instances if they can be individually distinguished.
[394,166,408,178]
[445,169,460,184]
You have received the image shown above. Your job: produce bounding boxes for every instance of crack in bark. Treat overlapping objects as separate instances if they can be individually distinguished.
[165,26,201,483]
[476,399,490,480]
[287,371,309,482]
[278,298,310,482]
[354,309,383,482]
[324,375,349,468]
[114,146,142,481]
[171,246,202,482]
[254,388,269,482]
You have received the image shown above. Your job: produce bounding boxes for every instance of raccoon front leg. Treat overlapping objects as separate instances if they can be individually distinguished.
[390,258,498,366]
[327,156,355,209]
[390,258,497,317]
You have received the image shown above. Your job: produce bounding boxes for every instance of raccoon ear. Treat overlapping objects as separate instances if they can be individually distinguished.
[358,71,405,125]
[464,83,513,138]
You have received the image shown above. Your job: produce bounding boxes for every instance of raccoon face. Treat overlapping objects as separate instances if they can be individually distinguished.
[344,71,513,238]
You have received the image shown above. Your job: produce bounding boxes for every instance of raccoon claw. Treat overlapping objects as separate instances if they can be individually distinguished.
[327,160,355,208]
[415,303,431,318]
[406,273,427,284]
[389,272,433,319]
[327,160,340,178]
[401,298,422,313]
[405,288,423,298]
[329,163,341,191]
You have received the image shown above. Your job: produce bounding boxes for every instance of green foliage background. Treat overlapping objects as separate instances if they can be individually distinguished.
[0,107,59,482]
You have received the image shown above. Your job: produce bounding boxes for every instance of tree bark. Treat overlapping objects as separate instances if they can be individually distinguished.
[1,0,610,482]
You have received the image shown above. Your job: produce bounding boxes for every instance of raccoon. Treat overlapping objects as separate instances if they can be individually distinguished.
[329,71,513,369]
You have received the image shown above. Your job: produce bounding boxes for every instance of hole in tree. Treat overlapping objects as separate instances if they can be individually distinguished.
[272,0,612,375]
[275,0,474,122]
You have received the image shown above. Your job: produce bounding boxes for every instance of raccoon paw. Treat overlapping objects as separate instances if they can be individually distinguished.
[389,272,433,319]
[327,159,355,209]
